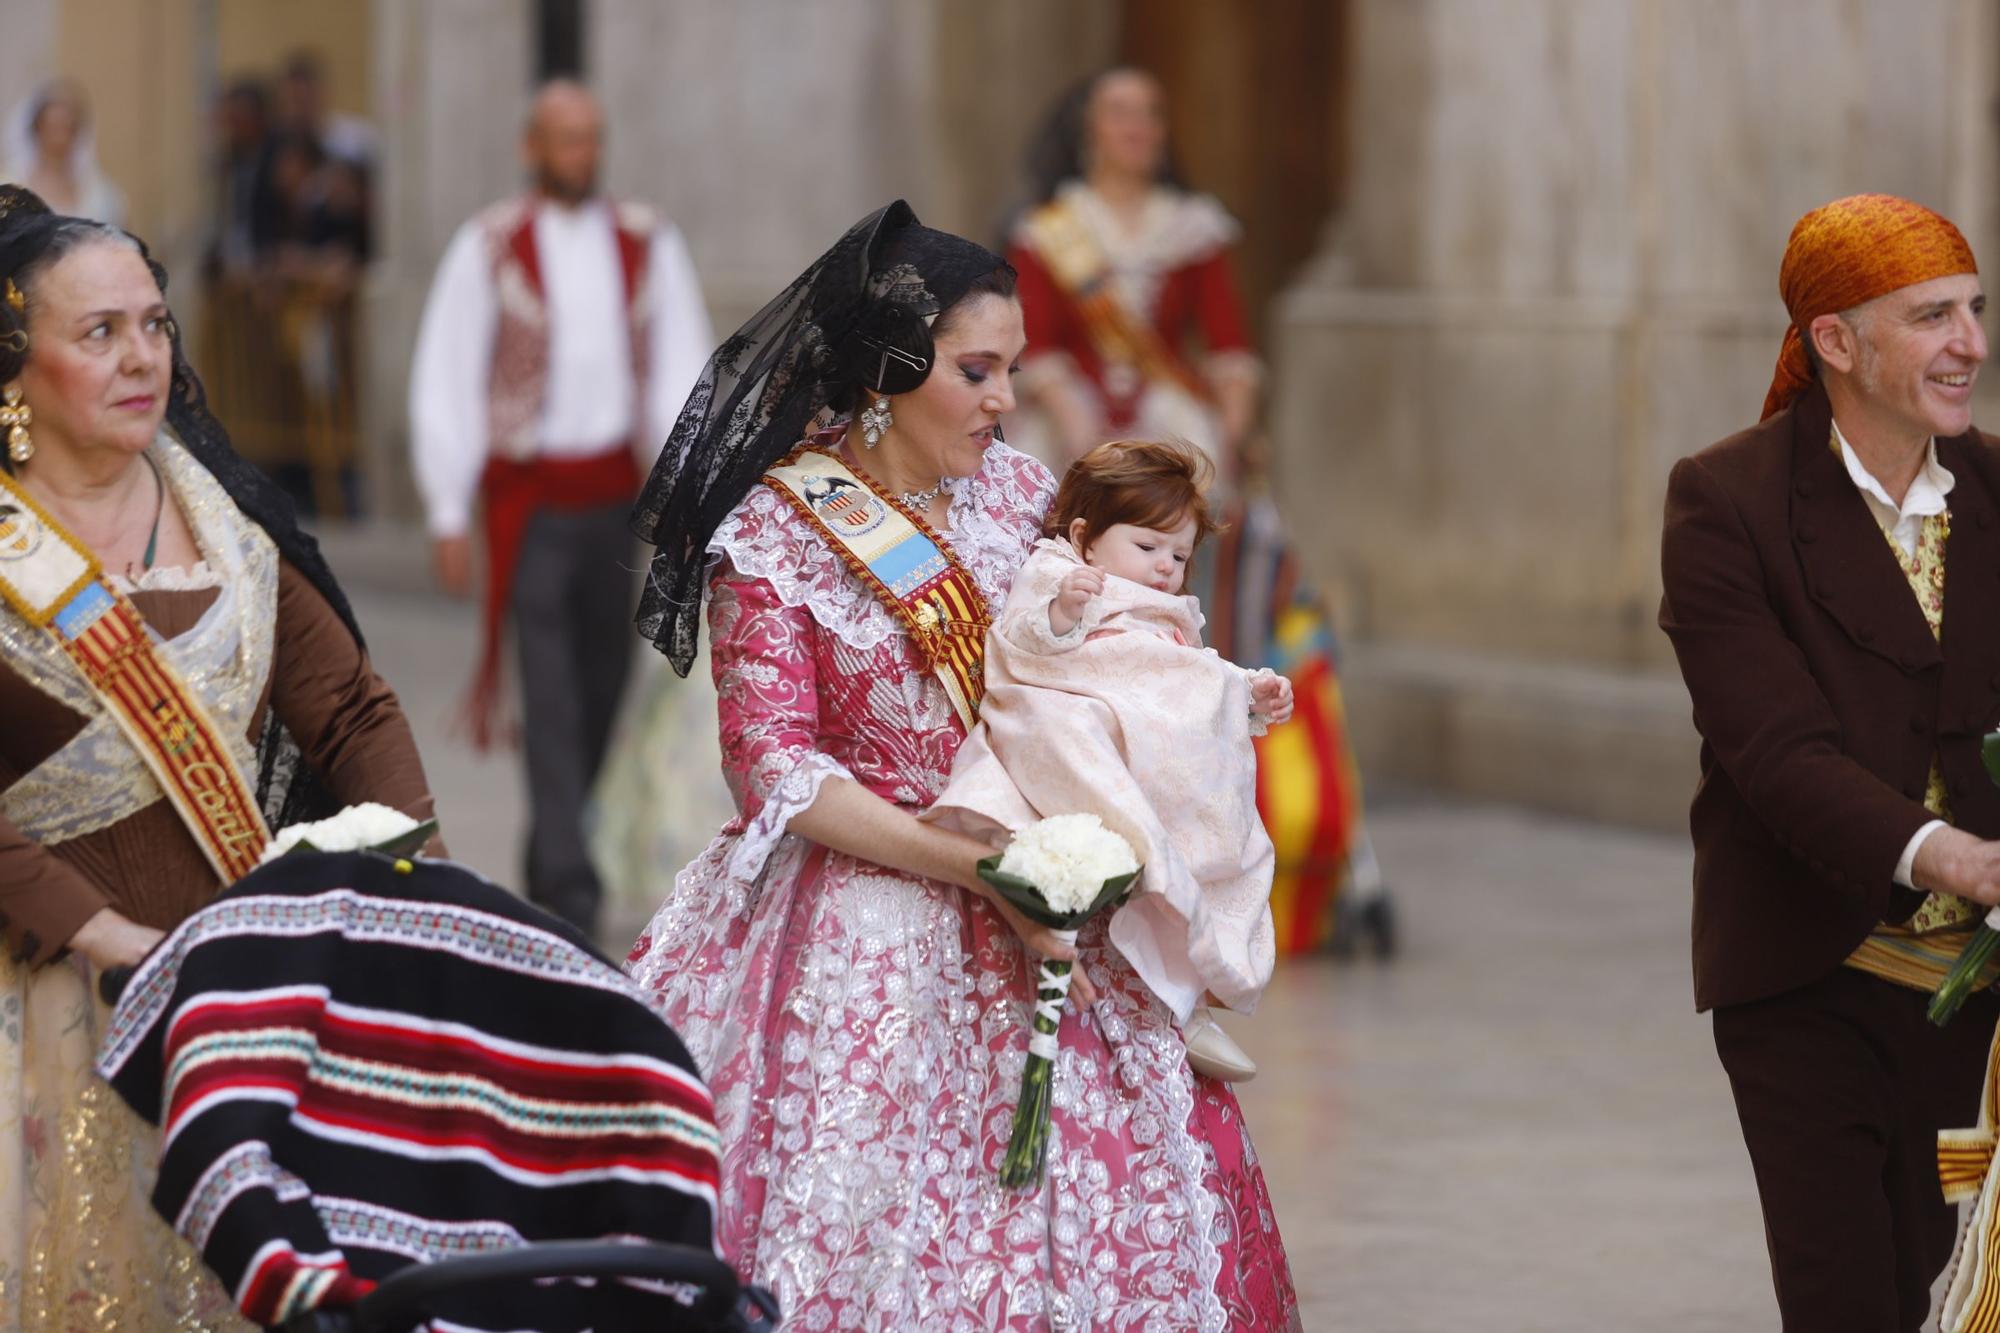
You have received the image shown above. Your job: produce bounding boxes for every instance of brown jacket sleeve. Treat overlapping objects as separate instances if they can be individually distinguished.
[1660,452,1927,903]
[0,814,111,966]
[268,561,443,849]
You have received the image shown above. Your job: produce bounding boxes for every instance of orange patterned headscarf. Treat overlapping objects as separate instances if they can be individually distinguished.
[1763,193,1978,420]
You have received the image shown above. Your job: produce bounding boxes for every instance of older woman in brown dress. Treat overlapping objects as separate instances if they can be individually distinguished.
[0,186,437,1327]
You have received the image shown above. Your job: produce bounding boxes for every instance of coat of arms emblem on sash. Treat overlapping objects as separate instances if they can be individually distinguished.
[0,502,44,561]
[803,475,886,537]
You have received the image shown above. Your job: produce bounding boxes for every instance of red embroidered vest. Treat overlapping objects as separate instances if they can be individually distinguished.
[476,196,654,459]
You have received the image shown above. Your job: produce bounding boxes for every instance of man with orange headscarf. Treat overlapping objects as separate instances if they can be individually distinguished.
[1661,194,2000,1331]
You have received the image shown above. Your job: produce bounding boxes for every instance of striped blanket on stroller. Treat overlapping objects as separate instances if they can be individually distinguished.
[96,851,723,1330]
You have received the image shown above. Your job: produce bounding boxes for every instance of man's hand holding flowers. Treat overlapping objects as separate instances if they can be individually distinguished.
[1912,825,2000,908]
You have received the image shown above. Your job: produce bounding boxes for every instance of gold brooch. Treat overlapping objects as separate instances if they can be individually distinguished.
[3,279,21,314]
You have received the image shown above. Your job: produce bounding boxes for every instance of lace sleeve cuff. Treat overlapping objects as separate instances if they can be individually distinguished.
[1006,595,1108,656]
[720,749,854,883]
[1244,666,1276,738]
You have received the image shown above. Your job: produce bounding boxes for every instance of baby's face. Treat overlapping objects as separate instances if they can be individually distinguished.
[1074,515,1199,594]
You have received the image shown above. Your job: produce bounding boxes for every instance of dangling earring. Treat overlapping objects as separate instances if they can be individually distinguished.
[859,395,893,449]
[0,385,30,464]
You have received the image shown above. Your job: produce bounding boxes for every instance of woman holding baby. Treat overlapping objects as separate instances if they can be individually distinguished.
[625,201,1298,1329]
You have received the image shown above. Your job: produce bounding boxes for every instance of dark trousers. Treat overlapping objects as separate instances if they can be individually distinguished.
[510,500,636,936]
[1713,965,2000,1332]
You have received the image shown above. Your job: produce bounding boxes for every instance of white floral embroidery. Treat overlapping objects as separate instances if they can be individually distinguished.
[625,434,1297,1329]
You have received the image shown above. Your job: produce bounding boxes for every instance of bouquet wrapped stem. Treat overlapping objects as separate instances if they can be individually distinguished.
[1928,732,2000,1027]
[977,813,1139,1191]
[1931,921,2000,1025]
[1002,929,1079,1188]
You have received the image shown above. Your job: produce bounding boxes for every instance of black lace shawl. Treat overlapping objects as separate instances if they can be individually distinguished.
[630,200,1008,675]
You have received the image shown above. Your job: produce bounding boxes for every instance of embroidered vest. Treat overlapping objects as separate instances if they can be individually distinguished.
[479,197,653,460]
[1843,444,1986,990]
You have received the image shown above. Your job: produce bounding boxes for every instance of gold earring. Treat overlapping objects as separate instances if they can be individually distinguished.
[1,385,32,464]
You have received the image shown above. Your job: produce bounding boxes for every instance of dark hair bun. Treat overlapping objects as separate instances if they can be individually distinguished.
[0,186,55,384]
[0,184,53,227]
[837,300,933,396]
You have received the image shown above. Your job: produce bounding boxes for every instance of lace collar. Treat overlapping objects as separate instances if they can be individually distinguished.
[708,423,1056,652]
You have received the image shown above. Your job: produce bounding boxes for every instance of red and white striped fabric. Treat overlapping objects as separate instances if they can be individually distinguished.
[98,851,722,1330]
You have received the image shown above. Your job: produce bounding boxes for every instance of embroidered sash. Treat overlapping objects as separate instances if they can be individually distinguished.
[1019,196,1211,404]
[762,447,992,730]
[1939,1022,2000,1330]
[0,472,270,880]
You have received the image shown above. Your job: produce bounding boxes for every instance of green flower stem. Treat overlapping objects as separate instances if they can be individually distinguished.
[1930,925,2000,1027]
[999,959,1072,1189]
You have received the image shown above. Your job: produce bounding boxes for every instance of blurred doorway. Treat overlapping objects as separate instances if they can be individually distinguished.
[1119,0,1350,333]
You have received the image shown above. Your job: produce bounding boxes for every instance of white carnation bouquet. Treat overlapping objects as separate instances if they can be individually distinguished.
[979,813,1140,1188]
[257,802,437,866]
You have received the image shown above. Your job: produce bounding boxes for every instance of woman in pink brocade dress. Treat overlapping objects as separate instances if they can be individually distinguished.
[624,201,1299,1331]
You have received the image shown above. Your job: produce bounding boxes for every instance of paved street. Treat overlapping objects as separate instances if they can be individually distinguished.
[329,526,1790,1331]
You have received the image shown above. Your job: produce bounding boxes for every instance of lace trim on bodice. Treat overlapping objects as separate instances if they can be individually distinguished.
[707,433,1056,652]
[106,560,222,594]
[1025,182,1240,323]
[0,436,277,845]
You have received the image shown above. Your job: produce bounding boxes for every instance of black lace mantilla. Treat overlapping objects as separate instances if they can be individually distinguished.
[630,199,1008,675]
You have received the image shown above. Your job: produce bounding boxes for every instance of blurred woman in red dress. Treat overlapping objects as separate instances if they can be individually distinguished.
[1009,68,1396,959]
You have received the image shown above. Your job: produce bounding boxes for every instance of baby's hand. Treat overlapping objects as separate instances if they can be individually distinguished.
[1250,672,1295,726]
[1050,566,1106,637]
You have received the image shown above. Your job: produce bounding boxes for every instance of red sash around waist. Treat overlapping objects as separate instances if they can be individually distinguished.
[463,443,640,749]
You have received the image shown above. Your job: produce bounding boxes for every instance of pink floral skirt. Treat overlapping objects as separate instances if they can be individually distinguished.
[629,834,1300,1331]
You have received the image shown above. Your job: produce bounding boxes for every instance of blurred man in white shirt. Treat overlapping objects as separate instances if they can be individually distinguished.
[409,80,710,936]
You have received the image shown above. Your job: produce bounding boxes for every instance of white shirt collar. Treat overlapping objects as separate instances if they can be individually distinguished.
[1832,420,1954,520]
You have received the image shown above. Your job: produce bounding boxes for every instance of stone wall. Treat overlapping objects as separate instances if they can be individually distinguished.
[362,0,1114,514]
[1272,0,2000,827]
[590,0,1115,331]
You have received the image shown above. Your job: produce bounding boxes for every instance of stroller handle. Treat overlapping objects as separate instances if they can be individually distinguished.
[99,963,134,1006]
[279,1240,746,1333]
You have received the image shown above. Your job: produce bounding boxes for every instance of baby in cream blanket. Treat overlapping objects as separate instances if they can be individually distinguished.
[926,441,1292,1080]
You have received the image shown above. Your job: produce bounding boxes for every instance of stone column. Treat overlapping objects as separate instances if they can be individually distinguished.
[1270,0,2000,828]
[591,0,1116,334]
[0,2,60,146]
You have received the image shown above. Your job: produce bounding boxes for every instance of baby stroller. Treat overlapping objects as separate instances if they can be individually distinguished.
[95,850,779,1332]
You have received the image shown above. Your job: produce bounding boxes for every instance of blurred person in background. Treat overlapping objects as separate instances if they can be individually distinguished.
[2,78,124,227]
[194,49,376,520]
[0,185,436,1330]
[207,79,270,279]
[198,77,305,519]
[249,129,370,516]
[1010,67,1395,959]
[409,79,710,940]
[273,48,375,174]
[1009,67,1254,473]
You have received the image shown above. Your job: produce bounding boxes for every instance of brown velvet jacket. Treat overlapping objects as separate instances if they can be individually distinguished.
[0,561,436,967]
[1661,380,2000,1011]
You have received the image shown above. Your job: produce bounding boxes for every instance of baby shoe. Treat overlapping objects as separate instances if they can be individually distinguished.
[1183,1007,1257,1083]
